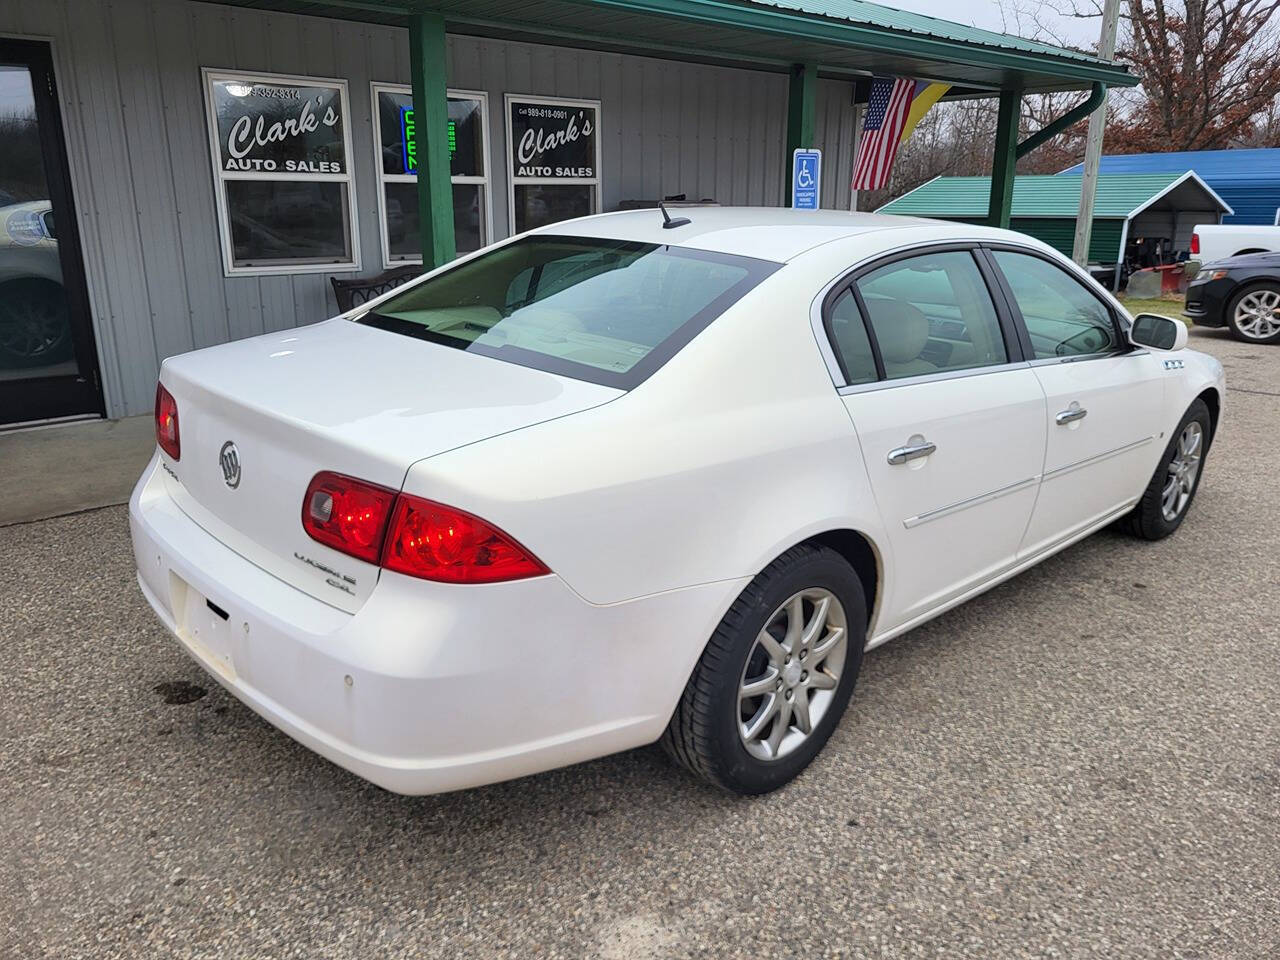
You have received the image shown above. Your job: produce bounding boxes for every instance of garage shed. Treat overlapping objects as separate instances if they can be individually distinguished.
[878,171,1231,285]
[1059,148,1280,226]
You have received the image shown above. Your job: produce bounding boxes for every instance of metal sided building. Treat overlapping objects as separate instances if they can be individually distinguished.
[0,0,1134,428]
[879,171,1231,284]
[1060,148,1280,226]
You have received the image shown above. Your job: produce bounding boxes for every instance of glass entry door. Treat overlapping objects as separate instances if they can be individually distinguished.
[0,38,102,425]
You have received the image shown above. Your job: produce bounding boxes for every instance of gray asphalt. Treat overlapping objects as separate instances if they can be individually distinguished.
[3,326,1279,959]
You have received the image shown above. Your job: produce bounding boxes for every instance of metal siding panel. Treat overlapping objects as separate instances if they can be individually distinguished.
[661,60,680,197]
[478,39,510,234]
[156,1,231,350]
[696,65,717,201]
[110,0,194,365]
[598,53,623,211]
[815,79,854,210]
[72,0,160,417]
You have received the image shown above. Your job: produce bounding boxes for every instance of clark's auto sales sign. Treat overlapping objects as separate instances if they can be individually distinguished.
[509,99,597,179]
[212,77,347,175]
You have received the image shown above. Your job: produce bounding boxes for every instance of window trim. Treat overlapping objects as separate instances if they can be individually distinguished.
[978,243,1132,365]
[818,242,1028,389]
[202,67,361,277]
[369,82,494,269]
[504,93,603,236]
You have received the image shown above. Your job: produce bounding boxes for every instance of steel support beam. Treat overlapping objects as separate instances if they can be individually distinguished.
[408,11,456,267]
[987,88,1020,229]
[785,62,817,206]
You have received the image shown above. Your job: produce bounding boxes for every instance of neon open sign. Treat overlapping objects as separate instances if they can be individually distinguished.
[399,106,456,175]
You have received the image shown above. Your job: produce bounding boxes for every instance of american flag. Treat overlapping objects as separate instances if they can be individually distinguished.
[851,77,915,191]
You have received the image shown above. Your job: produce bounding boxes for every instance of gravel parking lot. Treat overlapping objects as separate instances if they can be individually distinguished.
[3,327,1278,959]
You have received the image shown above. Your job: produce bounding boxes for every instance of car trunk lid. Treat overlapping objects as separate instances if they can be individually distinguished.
[157,318,619,612]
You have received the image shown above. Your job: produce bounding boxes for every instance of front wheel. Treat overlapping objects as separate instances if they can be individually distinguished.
[1226,283,1280,344]
[661,544,866,794]
[1118,399,1212,541]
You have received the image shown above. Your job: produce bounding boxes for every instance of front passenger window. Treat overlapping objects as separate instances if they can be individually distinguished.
[855,251,1007,380]
[991,250,1119,359]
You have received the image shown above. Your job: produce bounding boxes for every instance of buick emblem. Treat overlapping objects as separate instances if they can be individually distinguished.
[219,441,242,489]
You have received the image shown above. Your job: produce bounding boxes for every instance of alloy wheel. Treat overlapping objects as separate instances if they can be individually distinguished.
[738,588,847,761]
[0,290,69,360]
[1162,421,1203,522]
[1233,288,1280,340]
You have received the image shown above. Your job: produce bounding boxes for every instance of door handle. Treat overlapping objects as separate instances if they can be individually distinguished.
[1055,405,1088,425]
[887,440,937,465]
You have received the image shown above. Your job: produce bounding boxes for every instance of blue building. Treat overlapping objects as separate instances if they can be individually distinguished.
[1060,149,1280,225]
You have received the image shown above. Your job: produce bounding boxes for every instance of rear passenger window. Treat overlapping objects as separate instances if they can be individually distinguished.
[991,250,1119,359]
[855,251,1007,380]
[827,290,878,385]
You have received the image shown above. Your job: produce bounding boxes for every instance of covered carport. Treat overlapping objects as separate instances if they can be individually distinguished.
[878,170,1232,288]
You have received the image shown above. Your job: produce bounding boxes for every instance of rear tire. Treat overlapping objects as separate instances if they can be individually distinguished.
[661,544,866,795]
[1117,399,1212,541]
[1225,282,1280,344]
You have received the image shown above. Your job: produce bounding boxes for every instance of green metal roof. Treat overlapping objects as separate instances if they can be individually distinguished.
[755,0,1111,65]
[234,0,1137,92]
[879,172,1229,219]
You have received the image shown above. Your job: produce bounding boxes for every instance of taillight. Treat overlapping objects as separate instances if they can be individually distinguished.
[300,473,548,583]
[1191,232,1200,255]
[155,382,180,460]
[382,494,549,583]
[301,472,397,564]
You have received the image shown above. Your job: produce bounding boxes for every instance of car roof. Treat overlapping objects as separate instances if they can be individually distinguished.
[528,206,1027,262]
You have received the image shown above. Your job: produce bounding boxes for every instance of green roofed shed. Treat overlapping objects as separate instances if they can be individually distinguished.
[878,171,1233,285]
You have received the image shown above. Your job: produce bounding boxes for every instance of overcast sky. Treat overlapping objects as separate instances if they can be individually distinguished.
[889,0,1103,52]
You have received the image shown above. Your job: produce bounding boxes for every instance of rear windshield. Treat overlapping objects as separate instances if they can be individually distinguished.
[357,235,780,389]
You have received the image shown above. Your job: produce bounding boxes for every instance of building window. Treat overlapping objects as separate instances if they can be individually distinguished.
[371,84,491,267]
[505,95,601,235]
[202,69,360,276]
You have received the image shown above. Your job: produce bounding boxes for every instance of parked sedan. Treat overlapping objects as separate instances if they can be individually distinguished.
[131,209,1224,796]
[1185,251,1280,344]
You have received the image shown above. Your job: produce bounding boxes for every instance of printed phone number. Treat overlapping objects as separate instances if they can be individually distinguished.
[519,107,571,120]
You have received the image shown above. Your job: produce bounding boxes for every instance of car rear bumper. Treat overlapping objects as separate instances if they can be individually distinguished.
[130,455,741,794]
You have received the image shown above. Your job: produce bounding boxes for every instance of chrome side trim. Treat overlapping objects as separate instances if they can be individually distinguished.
[1042,435,1154,481]
[1026,349,1146,367]
[837,360,1031,396]
[903,476,1040,529]
[867,499,1139,651]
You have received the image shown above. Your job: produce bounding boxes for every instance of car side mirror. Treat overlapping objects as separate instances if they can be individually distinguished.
[1129,313,1188,352]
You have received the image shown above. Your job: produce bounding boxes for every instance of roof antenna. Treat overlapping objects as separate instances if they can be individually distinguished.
[659,200,691,229]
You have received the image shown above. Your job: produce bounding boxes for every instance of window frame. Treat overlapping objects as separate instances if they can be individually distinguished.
[369,82,494,269]
[818,242,1027,391]
[202,67,361,277]
[977,243,1131,365]
[504,93,602,236]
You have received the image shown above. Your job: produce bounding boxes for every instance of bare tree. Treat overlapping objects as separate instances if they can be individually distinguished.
[1070,0,1280,149]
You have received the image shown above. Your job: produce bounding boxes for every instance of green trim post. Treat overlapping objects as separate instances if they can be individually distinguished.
[408,12,455,267]
[987,88,1020,228]
[785,62,817,206]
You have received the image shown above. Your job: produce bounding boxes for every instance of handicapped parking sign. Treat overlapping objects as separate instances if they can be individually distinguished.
[791,148,821,210]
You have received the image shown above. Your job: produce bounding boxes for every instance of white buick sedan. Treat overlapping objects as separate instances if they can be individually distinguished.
[131,208,1224,795]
